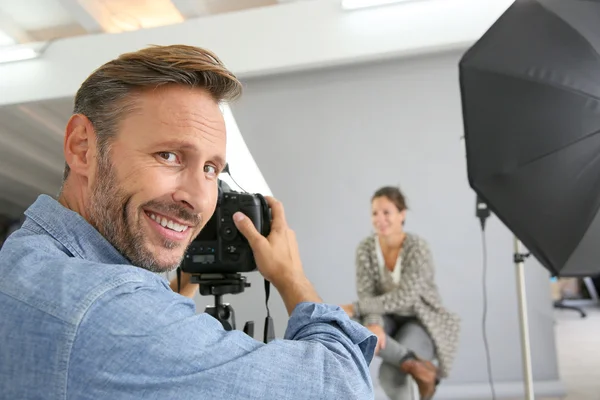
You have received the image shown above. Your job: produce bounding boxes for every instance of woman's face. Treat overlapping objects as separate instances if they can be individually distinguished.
[371,196,406,237]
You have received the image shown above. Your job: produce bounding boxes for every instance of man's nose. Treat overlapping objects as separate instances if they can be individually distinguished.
[173,173,213,214]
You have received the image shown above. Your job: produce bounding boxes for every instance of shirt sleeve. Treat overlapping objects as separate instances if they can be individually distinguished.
[357,238,434,315]
[355,240,384,327]
[67,276,377,400]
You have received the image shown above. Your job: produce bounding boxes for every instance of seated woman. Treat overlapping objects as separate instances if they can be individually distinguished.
[342,186,460,400]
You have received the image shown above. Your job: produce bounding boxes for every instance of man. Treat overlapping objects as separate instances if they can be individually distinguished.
[0,45,376,399]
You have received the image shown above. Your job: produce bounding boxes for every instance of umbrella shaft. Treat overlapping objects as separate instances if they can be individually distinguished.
[514,237,535,400]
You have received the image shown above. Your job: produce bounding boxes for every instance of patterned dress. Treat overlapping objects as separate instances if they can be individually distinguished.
[354,233,461,378]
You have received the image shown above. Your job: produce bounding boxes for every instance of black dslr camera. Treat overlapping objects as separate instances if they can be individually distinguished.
[181,180,271,274]
[179,179,275,342]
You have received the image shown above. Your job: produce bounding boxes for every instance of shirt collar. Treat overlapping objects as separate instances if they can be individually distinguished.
[24,194,131,266]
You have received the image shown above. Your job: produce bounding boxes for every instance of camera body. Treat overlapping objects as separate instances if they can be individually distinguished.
[181,181,271,274]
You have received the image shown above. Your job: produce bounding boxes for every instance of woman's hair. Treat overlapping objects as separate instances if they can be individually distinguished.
[371,186,408,212]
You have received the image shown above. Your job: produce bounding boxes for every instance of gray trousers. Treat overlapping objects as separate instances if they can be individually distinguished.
[371,315,436,400]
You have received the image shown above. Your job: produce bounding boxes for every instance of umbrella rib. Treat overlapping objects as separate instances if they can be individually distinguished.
[517,126,600,170]
[539,1,600,67]
[467,64,600,102]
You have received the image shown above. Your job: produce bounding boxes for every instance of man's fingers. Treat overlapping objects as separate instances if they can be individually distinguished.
[264,196,287,231]
[233,212,264,248]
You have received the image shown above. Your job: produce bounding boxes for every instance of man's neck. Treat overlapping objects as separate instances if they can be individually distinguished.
[58,182,90,222]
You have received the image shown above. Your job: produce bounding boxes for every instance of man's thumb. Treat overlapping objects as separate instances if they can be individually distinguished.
[233,212,261,245]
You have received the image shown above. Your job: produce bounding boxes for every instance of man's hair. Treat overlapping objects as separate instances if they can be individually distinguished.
[62,44,242,181]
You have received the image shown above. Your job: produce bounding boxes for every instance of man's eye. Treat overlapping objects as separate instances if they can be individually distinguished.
[158,152,178,163]
[204,165,217,176]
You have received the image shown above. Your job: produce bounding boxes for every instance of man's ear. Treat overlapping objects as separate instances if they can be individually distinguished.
[63,114,96,180]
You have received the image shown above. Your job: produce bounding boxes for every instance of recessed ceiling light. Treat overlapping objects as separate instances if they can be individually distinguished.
[0,46,39,64]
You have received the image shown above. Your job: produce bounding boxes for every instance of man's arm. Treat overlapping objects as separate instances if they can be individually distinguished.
[67,278,376,400]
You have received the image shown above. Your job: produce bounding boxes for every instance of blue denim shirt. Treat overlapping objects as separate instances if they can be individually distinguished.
[0,195,376,399]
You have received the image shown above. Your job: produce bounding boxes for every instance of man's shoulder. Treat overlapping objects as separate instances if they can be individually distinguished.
[0,227,168,325]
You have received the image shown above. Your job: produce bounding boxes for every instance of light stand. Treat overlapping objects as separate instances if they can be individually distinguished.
[477,197,535,400]
[513,237,535,400]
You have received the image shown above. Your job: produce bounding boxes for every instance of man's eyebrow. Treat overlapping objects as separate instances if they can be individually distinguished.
[154,140,226,168]
[213,154,226,169]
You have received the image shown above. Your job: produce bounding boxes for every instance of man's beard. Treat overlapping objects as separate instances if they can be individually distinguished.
[87,155,200,272]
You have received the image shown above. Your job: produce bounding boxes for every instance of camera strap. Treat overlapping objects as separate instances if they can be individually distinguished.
[264,279,271,316]
[263,279,275,343]
[176,266,182,293]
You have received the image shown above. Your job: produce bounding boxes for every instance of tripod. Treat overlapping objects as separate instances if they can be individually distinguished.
[191,273,255,337]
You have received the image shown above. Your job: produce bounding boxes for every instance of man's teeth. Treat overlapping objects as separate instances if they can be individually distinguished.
[148,213,189,233]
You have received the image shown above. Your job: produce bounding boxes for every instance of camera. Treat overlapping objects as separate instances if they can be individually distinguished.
[181,180,271,274]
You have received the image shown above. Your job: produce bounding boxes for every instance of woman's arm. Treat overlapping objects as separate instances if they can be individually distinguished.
[357,238,435,315]
[355,240,385,326]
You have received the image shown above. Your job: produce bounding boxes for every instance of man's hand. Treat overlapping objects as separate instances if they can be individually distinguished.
[233,196,321,315]
[367,324,386,355]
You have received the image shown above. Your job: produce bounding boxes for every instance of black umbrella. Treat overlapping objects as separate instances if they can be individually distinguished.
[459,0,600,277]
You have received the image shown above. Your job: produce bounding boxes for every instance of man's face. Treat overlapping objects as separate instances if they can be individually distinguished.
[87,86,226,272]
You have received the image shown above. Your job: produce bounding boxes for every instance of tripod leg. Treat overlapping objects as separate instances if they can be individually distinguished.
[243,321,255,338]
[553,300,587,318]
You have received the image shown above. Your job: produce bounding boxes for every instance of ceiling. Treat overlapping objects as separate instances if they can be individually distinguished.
[0,0,298,47]
[0,0,303,217]
[0,98,70,215]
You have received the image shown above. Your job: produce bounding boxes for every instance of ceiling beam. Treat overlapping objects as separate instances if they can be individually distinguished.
[0,130,64,177]
[17,104,66,139]
[0,196,26,218]
[57,0,105,33]
[0,8,33,43]
[0,167,60,201]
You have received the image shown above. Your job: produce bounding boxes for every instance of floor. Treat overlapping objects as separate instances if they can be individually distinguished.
[551,305,600,400]
[508,306,600,400]
[373,306,600,400]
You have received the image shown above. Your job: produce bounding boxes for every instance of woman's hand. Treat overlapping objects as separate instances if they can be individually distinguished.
[367,324,386,355]
[340,304,355,317]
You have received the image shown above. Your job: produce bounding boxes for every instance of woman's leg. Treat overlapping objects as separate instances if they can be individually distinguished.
[378,319,436,400]
[394,321,436,361]
[378,316,424,366]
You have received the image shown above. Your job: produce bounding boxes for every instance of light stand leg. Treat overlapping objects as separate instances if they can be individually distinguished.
[514,237,535,400]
